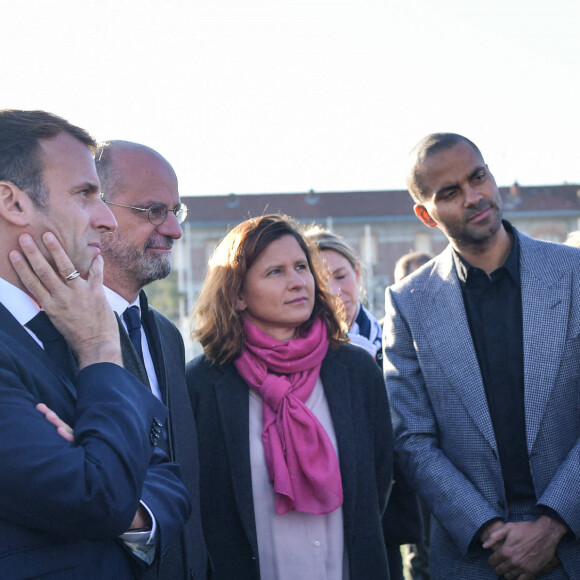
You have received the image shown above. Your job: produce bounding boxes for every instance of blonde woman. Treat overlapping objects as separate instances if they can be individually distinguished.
[307,227,424,580]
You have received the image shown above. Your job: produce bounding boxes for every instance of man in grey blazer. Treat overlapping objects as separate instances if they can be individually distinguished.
[95,141,209,579]
[383,133,580,580]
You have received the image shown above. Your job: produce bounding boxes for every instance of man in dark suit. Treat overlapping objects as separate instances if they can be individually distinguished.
[383,133,580,579]
[95,140,208,579]
[0,110,191,578]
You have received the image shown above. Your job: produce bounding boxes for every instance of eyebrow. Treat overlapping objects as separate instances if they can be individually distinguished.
[141,200,182,209]
[263,258,306,272]
[263,262,284,271]
[435,165,486,197]
[72,181,100,194]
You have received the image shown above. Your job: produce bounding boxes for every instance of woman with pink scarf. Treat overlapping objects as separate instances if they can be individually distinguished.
[186,214,393,580]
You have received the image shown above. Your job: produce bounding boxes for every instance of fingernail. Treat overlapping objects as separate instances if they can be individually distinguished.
[8,250,22,263]
[43,232,56,243]
[19,234,33,246]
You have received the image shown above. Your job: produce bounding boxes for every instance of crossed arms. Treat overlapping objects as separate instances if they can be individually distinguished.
[1,233,190,561]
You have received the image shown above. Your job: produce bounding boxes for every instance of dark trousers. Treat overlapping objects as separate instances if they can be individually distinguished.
[406,497,431,580]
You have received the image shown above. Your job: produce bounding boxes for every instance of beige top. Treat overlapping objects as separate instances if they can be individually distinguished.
[249,376,349,580]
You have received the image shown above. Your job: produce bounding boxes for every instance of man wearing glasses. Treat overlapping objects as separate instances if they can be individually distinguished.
[95,141,208,580]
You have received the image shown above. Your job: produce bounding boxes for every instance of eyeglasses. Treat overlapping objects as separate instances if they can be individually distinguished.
[103,199,188,225]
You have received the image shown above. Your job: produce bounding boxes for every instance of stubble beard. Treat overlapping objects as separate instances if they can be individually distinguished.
[101,231,173,288]
[450,199,503,247]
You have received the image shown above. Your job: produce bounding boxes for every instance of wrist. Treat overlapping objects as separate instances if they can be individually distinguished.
[77,341,123,369]
[539,515,568,542]
[479,518,504,543]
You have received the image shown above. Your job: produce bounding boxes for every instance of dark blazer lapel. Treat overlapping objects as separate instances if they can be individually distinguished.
[519,235,572,451]
[416,247,497,452]
[141,298,209,576]
[139,292,167,400]
[116,314,150,388]
[142,300,197,464]
[214,365,259,558]
[320,351,357,541]
[1,303,77,399]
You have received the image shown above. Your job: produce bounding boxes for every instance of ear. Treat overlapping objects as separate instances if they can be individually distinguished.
[0,181,33,226]
[236,292,247,312]
[414,204,438,229]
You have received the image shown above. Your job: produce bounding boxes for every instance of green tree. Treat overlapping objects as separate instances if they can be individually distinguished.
[145,270,183,325]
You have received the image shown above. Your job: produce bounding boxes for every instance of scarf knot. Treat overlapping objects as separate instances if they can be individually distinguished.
[261,374,292,412]
[234,318,343,515]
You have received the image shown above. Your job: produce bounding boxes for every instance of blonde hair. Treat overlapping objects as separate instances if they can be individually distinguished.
[304,226,360,270]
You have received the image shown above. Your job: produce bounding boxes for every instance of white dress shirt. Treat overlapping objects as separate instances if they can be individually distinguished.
[104,286,162,401]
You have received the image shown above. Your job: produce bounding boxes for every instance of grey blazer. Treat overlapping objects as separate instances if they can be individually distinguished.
[384,230,580,579]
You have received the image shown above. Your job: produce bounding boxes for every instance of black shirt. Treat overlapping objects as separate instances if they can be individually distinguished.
[453,221,535,502]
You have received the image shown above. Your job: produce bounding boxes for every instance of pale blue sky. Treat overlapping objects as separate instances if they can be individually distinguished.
[3,0,579,196]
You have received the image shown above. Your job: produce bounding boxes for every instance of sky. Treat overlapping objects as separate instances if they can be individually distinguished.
[2,0,579,197]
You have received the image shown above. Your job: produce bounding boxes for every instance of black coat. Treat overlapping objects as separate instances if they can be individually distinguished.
[186,342,393,580]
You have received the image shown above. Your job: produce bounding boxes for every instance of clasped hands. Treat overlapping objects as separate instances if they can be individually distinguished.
[480,516,566,579]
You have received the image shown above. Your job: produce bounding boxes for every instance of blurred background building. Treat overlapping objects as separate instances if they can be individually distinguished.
[146,183,580,357]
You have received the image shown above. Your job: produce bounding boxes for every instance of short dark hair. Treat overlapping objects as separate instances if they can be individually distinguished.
[193,214,348,364]
[406,133,483,203]
[0,110,96,208]
[394,251,433,282]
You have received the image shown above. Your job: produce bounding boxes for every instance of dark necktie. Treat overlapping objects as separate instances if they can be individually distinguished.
[123,306,169,452]
[123,306,145,365]
[26,311,77,381]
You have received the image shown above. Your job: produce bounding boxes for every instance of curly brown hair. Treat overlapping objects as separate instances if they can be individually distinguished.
[192,214,348,364]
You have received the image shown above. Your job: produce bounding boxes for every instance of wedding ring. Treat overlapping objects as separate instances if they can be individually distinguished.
[65,270,81,282]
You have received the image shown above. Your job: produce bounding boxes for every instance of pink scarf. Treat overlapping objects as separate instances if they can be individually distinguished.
[234,318,343,515]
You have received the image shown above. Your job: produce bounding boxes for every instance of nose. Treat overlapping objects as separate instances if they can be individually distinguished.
[464,184,482,207]
[288,269,306,290]
[157,210,183,240]
[95,197,118,232]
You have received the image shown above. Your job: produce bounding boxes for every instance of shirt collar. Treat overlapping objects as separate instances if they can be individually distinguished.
[104,286,140,317]
[452,220,520,286]
[0,277,42,326]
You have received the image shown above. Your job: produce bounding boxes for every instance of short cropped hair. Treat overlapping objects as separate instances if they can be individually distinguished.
[95,140,165,200]
[394,251,434,282]
[0,110,96,208]
[192,214,348,364]
[406,133,483,203]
